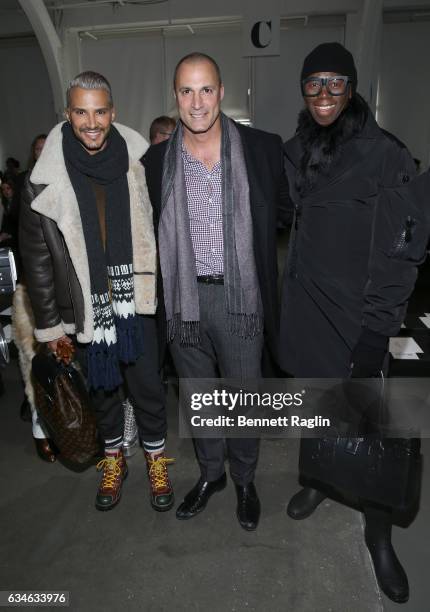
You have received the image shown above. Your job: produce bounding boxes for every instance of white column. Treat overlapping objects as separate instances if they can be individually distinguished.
[345,0,383,112]
[18,0,65,119]
[63,28,82,85]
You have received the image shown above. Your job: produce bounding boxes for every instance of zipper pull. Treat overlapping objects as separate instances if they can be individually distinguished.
[295,205,302,230]
[405,216,414,243]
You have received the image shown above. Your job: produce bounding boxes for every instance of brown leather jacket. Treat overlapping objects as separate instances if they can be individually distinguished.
[20,178,84,339]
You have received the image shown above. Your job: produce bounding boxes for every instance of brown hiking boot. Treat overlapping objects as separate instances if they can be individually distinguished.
[144,451,175,512]
[95,449,128,511]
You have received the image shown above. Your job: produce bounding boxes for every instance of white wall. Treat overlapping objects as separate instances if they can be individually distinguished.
[254,23,345,140]
[378,20,430,166]
[57,0,361,29]
[0,39,56,172]
[81,34,165,139]
[1,0,430,165]
[79,18,346,142]
[81,24,250,140]
[0,3,33,36]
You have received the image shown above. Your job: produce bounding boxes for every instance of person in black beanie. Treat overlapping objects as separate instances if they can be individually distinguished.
[280,42,427,603]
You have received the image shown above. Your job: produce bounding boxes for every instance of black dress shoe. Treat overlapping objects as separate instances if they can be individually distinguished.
[235,483,260,531]
[34,438,57,463]
[287,487,326,520]
[176,473,227,520]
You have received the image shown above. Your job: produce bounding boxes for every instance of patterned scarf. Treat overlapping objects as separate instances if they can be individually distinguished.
[158,113,262,344]
[62,122,144,390]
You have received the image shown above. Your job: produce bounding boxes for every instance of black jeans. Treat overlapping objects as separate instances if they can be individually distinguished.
[75,315,167,443]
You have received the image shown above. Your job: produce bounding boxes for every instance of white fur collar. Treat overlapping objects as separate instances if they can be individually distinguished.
[31,121,148,186]
[28,122,151,343]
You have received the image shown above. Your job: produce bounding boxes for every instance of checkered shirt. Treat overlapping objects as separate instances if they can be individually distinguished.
[182,145,223,275]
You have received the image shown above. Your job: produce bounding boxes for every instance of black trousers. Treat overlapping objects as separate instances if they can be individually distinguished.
[76,315,166,443]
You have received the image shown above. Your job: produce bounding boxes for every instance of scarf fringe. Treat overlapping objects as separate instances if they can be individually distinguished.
[168,315,200,346]
[167,313,262,344]
[115,315,145,363]
[228,313,263,339]
[86,343,123,392]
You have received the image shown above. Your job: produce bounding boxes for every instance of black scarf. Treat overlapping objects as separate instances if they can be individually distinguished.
[296,94,369,195]
[62,122,144,391]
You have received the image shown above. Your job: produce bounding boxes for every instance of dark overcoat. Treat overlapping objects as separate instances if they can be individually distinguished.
[280,112,428,377]
[143,122,290,367]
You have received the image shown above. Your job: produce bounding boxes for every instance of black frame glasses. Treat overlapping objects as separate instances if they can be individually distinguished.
[301,75,351,97]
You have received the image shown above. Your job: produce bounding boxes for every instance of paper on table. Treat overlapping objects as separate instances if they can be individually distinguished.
[419,313,430,329]
[389,337,423,360]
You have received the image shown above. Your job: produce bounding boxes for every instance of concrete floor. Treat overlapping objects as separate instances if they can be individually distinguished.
[1,358,428,612]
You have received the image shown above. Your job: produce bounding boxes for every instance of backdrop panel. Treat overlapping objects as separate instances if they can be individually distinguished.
[253,23,344,140]
[164,25,249,121]
[378,21,430,167]
[0,40,55,172]
[81,33,165,141]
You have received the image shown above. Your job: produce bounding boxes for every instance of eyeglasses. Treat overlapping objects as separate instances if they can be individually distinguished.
[302,76,351,97]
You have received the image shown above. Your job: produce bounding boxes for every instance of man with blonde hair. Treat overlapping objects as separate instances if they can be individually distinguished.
[20,71,174,512]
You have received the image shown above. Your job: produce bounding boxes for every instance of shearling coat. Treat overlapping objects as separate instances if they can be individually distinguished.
[280,111,429,377]
[20,122,157,344]
[11,283,38,409]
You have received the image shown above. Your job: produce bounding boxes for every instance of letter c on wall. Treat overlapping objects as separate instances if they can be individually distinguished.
[251,21,272,49]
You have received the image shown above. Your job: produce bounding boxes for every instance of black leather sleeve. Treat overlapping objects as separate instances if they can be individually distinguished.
[19,177,62,332]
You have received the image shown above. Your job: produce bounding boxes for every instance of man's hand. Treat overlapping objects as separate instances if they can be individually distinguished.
[47,335,74,364]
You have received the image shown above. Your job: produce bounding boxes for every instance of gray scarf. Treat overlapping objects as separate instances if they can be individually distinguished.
[158,113,262,345]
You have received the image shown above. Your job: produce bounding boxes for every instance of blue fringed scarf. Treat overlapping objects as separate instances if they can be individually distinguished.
[62,122,144,391]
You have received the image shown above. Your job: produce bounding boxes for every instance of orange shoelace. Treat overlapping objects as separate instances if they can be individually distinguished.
[147,455,175,489]
[96,456,123,489]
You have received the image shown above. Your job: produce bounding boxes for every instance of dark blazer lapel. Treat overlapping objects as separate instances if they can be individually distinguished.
[142,140,167,226]
[237,124,267,205]
[283,135,302,171]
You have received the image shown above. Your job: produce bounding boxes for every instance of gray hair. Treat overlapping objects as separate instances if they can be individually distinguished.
[66,71,113,107]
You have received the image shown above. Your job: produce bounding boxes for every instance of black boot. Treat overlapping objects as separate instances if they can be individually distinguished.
[287,486,326,520]
[364,505,409,603]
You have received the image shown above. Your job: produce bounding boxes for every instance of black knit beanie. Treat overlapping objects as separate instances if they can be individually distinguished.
[301,42,358,92]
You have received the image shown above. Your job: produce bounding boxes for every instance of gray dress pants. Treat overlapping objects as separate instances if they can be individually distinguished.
[170,283,263,485]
